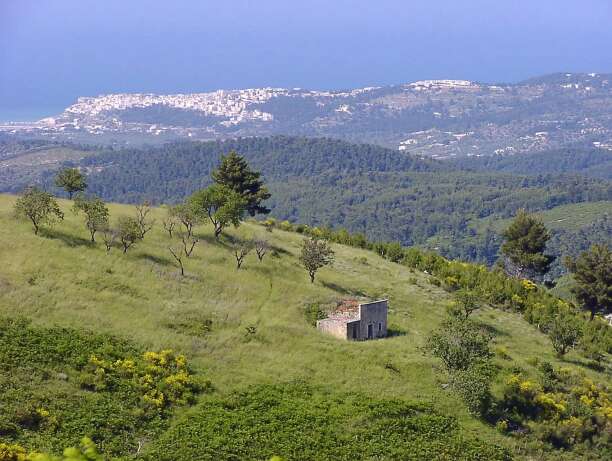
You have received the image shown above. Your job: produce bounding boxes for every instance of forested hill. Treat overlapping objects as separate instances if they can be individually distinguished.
[450,146,612,180]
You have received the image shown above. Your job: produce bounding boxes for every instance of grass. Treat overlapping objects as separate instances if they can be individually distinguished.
[0,194,608,460]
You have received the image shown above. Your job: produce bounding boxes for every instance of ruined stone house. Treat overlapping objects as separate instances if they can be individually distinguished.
[316,299,388,340]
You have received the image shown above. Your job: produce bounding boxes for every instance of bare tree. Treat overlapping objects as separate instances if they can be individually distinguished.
[101,226,118,253]
[234,241,253,270]
[168,246,185,276]
[254,238,270,262]
[135,201,155,238]
[180,232,198,258]
[162,206,179,238]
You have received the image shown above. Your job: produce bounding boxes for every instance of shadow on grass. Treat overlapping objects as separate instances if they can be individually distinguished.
[40,228,94,248]
[387,326,408,337]
[562,357,606,373]
[137,253,173,266]
[320,281,367,297]
[477,322,510,338]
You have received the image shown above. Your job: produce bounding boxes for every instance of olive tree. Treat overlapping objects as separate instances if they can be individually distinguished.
[189,185,246,240]
[72,194,109,242]
[547,312,583,357]
[14,187,64,235]
[116,216,142,253]
[300,237,334,283]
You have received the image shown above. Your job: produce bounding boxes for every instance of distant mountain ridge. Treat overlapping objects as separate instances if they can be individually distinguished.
[3,72,612,158]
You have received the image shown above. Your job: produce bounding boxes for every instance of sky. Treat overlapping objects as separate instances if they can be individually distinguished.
[1,0,611,120]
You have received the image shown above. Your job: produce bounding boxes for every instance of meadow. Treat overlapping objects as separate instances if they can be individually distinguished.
[0,194,608,460]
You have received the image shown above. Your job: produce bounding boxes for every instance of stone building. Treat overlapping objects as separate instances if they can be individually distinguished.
[317,299,388,340]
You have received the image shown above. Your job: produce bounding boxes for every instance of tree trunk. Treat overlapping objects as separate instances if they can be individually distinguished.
[309,271,315,283]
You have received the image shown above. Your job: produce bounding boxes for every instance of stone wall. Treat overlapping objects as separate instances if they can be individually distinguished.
[316,319,348,340]
[357,300,388,339]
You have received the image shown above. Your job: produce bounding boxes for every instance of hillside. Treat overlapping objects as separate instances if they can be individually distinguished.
[450,146,612,180]
[0,194,610,460]
[1,136,610,275]
[3,73,612,158]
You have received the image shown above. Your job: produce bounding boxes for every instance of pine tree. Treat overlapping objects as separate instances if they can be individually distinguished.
[500,209,552,280]
[564,244,611,320]
[212,151,271,216]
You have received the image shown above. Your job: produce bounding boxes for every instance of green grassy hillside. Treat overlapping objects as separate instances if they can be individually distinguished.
[0,194,609,460]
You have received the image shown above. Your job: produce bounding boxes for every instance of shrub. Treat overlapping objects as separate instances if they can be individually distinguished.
[449,364,494,416]
[144,384,511,461]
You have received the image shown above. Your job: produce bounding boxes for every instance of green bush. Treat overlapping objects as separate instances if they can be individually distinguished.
[143,383,511,461]
[0,317,205,457]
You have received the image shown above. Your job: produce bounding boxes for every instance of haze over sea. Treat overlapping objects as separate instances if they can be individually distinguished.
[1,0,611,121]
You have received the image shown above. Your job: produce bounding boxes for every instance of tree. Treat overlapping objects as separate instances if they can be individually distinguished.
[300,237,334,283]
[135,201,155,239]
[72,195,109,242]
[189,185,246,240]
[100,226,118,253]
[425,317,495,417]
[55,168,87,199]
[212,150,271,216]
[424,317,493,372]
[14,187,64,235]
[547,311,582,357]
[501,209,552,280]
[564,244,611,320]
[254,238,270,262]
[451,289,480,319]
[116,216,142,253]
[172,203,201,239]
[179,231,198,258]
[168,245,186,276]
[162,206,179,238]
[448,364,494,416]
[234,240,253,270]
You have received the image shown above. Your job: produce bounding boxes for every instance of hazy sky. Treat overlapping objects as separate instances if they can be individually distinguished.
[1,0,611,120]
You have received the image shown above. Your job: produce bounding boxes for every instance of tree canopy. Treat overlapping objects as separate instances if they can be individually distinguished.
[189,184,247,239]
[564,244,611,320]
[14,187,64,235]
[72,194,109,242]
[299,237,334,283]
[55,168,87,199]
[212,150,271,216]
[501,209,552,280]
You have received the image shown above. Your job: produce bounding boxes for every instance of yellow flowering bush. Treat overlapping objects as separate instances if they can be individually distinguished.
[501,367,611,448]
[521,279,537,291]
[0,442,28,461]
[80,349,207,415]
